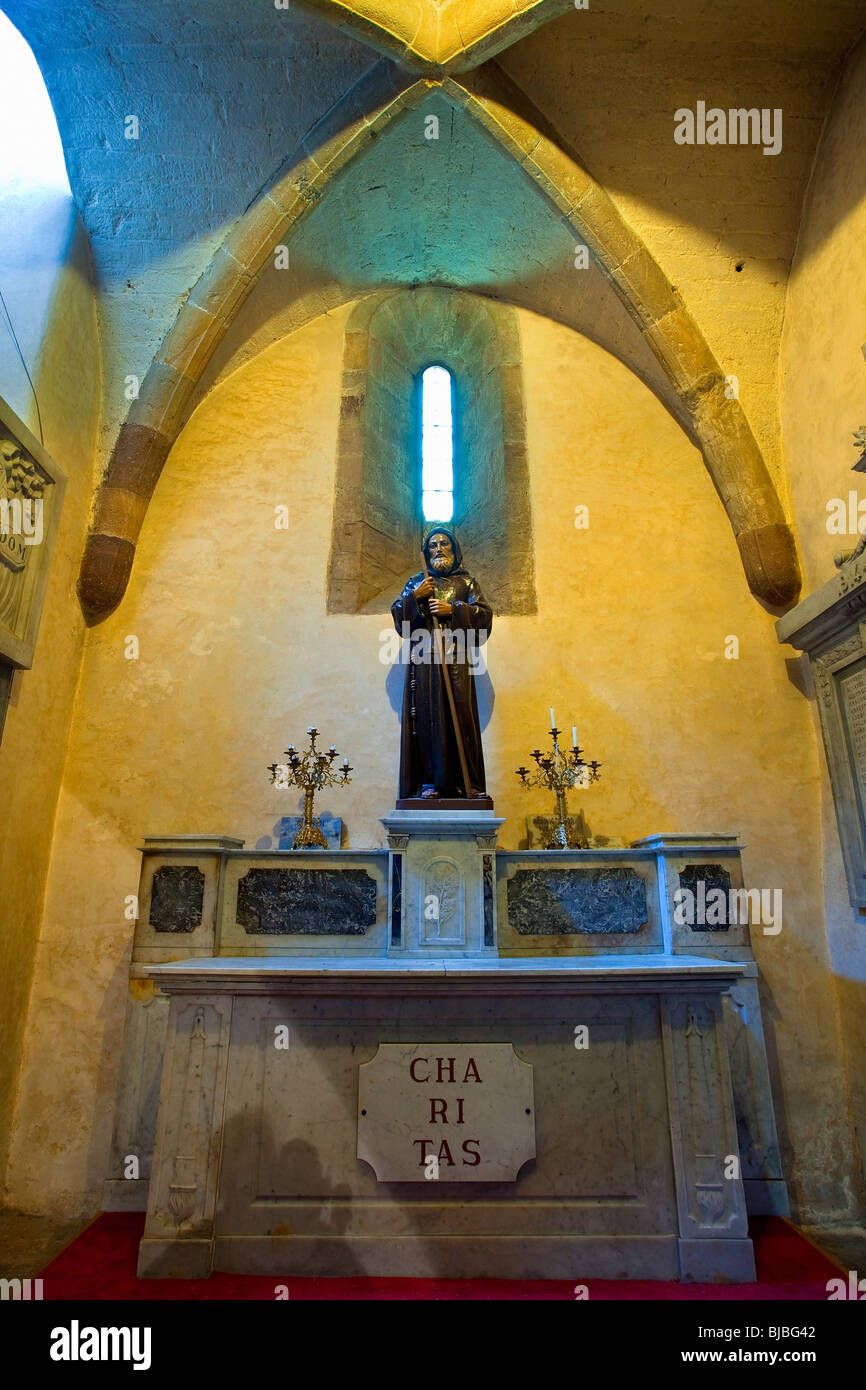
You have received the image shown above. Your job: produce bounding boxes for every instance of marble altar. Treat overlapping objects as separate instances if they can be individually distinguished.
[105,821,788,1280]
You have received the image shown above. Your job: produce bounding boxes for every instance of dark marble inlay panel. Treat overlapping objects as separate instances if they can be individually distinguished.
[236,868,377,935]
[678,864,732,931]
[483,854,494,947]
[507,867,647,935]
[149,865,205,933]
[390,855,403,946]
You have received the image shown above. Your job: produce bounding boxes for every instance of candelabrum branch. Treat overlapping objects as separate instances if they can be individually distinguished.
[267,727,352,849]
[515,725,602,850]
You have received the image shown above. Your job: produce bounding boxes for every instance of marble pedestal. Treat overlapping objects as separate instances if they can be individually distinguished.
[382,809,503,956]
[137,956,755,1282]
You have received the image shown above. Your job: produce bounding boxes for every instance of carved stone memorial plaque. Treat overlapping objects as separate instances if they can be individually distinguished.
[776,566,866,912]
[357,1043,535,1182]
[838,659,866,827]
[0,394,66,671]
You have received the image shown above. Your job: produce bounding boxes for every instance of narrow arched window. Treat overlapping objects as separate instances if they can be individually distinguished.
[420,364,454,522]
[0,9,73,426]
[0,13,70,195]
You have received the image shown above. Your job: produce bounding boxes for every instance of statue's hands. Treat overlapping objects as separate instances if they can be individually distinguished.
[414,577,453,615]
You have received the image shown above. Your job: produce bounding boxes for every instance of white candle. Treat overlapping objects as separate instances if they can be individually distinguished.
[343,756,348,767]
[549,707,555,728]
[572,725,578,748]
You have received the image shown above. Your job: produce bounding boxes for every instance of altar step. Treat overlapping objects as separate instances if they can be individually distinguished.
[38,1214,842,1300]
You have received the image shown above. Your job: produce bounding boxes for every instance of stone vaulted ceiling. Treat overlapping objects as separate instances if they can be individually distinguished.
[292,0,577,71]
[204,89,671,406]
[1,0,865,618]
[4,0,863,413]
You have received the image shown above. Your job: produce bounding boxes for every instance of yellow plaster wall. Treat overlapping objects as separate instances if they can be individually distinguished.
[0,212,100,1194]
[780,38,866,593]
[502,16,843,490]
[778,36,866,1211]
[4,298,857,1224]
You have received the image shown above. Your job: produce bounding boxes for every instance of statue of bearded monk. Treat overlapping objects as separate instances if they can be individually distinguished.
[390,528,492,803]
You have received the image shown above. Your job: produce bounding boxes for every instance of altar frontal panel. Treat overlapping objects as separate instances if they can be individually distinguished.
[211,992,677,1277]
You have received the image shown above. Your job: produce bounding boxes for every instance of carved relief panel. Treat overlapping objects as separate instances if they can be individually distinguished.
[0,394,67,670]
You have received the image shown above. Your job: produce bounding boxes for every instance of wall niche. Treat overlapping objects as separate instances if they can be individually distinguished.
[327,287,536,615]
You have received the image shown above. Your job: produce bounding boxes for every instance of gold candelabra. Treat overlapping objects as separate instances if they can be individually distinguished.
[515,717,601,849]
[268,727,352,849]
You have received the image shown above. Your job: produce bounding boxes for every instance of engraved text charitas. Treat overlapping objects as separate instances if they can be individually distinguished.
[357,1042,535,1182]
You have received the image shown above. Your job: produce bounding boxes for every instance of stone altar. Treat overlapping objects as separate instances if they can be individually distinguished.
[106,824,788,1278]
[137,955,753,1281]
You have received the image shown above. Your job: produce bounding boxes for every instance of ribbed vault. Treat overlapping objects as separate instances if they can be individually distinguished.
[292,0,576,72]
[76,59,801,620]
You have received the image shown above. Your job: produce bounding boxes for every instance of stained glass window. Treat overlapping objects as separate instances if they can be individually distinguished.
[421,364,454,522]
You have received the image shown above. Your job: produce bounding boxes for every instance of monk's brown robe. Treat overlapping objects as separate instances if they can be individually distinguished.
[391,565,491,799]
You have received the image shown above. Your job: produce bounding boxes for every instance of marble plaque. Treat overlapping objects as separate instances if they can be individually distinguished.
[839,659,866,826]
[507,866,647,934]
[236,867,376,934]
[357,1043,535,1182]
[678,864,732,931]
[0,395,67,670]
[149,865,205,932]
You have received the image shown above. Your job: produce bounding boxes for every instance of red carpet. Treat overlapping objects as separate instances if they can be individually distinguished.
[37,1214,842,1300]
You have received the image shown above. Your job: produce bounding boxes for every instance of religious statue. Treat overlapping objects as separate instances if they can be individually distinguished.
[391,528,492,803]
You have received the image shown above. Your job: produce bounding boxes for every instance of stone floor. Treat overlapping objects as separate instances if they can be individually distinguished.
[802,1226,866,1273]
[0,1210,89,1278]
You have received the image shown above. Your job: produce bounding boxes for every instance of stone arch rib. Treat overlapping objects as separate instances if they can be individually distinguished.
[289,1,577,75]
[77,59,420,622]
[78,60,800,621]
[450,64,799,608]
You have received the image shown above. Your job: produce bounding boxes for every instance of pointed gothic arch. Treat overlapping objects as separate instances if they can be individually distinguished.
[291,0,577,74]
[77,58,800,620]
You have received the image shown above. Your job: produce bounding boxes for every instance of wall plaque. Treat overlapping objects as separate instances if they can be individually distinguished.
[0,394,66,671]
[838,659,866,829]
[776,567,866,912]
[357,1043,535,1182]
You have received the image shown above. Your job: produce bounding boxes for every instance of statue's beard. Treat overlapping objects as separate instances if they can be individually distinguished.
[430,554,452,574]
